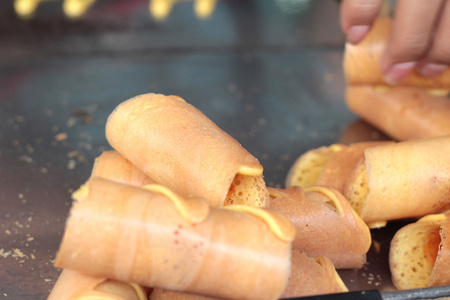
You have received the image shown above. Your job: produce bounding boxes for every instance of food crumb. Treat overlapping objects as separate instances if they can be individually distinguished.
[5,230,11,235]
[55,133,68,141]
[27,237,34,241]
[0,248,11,258]
[67,160,76,170]
[31,254,35,259]
[67,150,79,158]
[19,155,33,163]
[45,279,51,282]
[12,248,26,258]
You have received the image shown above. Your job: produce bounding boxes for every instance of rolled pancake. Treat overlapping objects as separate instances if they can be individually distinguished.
[344,18,450,88]
[55,177,294,300]
[91,150,154,186]
[48,269,148,300]
[390,211,450,290]
[285,141,390,194]
[346,86,450,141]
[269,186,371,269]
[105,93,268,207]
[345,136,450,227]
[149,250,348,299]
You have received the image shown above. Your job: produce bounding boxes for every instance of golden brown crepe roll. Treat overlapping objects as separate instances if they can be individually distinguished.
[285,141,390,194]
[281,250,348,298]
[345,136,450,228]
[48,269,148,300]
[344,18,450,88]
[105,93,268,207]
[390,211,450,290]
[269,186,371,269]
[346,86,450,141]
[55,177,294,300]
[91,150,154,186]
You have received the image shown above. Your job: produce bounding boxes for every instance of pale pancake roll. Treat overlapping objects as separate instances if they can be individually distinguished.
[285,141,390,194]
[346,86,450,141]
[48,269,148,300]
[106,93,268,207]
[91,150,154,186]
[55,177,294,300]
[269,186,371,269]
[345,136,450,228]
[149,250,348,299]
[344,18,450,88]
[390,211,450,290]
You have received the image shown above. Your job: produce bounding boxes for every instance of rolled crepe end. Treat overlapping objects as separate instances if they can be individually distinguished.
[72,184,89,201]
[285,145,344,188]
[141,184,210,223]
[304,186,344,215]
[315,257,349,292]
[390,222,442,290]
[344,159,369,217]
[223,204,296,242]
[237,164,264,176]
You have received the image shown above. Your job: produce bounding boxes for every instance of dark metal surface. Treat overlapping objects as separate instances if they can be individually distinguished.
[0,0,446,299]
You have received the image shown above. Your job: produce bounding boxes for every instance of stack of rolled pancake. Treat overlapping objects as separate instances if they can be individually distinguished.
[286,136,450,290]
[49,93,366,299]
[344,18,450,141]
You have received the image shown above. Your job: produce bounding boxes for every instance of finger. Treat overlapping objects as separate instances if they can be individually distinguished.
[380,0,445,84]
[340,0,383,44]
[418,0,450,77]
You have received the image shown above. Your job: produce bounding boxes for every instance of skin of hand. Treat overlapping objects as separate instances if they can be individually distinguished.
[340,0,450,84]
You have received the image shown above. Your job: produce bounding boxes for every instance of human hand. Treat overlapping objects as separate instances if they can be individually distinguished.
[340,0,450,84]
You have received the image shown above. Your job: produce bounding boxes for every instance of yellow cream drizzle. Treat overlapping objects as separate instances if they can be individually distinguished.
[72,184,90,201]
[141,184,209,223]
[304,186,345,215]
[223,204,296,242]
[426,89,450,96]
[238,165,264,176]
[373,85,392,92]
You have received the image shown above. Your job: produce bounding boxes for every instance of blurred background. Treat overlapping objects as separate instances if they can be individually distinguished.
[1,1,394,299]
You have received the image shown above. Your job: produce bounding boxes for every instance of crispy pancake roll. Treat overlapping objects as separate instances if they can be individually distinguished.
[149,251,348,299]
[105,93,268,207]
[346,86,450,141]
[344,18,450,88]
[269,186,371,269]
[48,269,148,300]
[91,150,154,186]
[281,250,348,297]
[55,177,294,300]
[285,141,390,194]
[345,136,450,228]
[390,211,450,290]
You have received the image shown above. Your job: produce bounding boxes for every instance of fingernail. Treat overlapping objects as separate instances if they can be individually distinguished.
[347,25,370,44]
[418,63,447,78]
[384,61,417,85]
